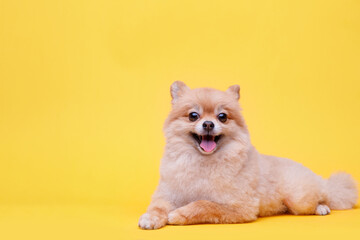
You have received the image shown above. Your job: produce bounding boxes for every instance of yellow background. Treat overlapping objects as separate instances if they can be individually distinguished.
[0,0,359,239]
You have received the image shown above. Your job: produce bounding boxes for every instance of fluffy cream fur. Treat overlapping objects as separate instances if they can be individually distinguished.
[138,81,358,230]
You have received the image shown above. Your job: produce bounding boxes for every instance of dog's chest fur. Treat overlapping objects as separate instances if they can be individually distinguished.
[160,151,247,207]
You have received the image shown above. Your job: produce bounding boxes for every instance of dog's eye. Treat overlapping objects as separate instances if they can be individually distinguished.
[218,113,227,123]
[189,112,200,122]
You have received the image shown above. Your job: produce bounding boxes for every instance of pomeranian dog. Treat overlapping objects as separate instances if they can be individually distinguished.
[138,81,358,230]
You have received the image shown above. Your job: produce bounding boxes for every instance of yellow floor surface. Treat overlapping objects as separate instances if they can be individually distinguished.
[0,205,359,240]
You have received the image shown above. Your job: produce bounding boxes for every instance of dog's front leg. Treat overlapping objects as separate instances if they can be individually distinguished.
[138,197,174,230]
[168,200,258,225]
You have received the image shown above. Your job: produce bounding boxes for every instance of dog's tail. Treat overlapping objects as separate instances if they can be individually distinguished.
[325,172,358,209]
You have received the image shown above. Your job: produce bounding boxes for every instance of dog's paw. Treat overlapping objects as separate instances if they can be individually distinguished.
[315,204,331,216]
[168,209,187,225]
[138,213,166,230]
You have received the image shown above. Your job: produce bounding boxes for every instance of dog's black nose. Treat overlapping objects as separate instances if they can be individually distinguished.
[203,121,215,131]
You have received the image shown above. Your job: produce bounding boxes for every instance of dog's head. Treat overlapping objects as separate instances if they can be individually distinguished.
[164,81,248,155]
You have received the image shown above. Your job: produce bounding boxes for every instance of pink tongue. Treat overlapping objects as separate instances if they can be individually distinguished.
[200,138,216,152]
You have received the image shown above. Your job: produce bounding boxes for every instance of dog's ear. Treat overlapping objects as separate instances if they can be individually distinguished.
[170,81,190,103]
[226,85,240,100]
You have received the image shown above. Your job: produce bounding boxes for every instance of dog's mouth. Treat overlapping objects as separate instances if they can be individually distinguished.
[191,133,222,153]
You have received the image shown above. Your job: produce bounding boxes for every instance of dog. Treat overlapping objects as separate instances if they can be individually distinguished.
[138,81,358,229]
